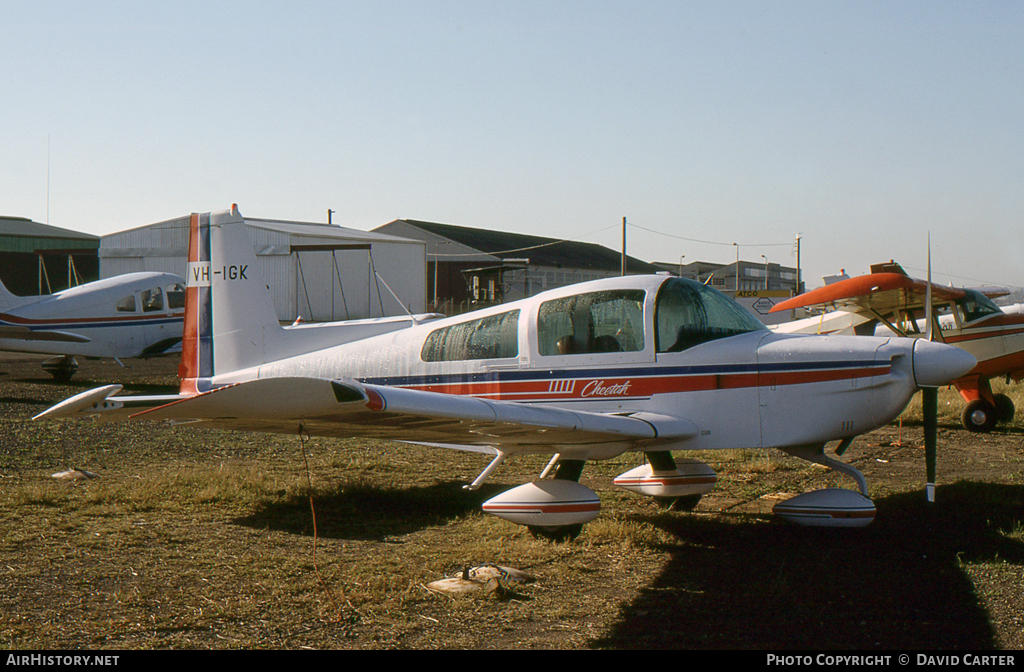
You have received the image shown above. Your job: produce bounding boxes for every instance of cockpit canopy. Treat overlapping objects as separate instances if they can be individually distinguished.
[418,276,767,363]
[957,289,1003,324]
[115,282,186,314]
[655,277,767,352]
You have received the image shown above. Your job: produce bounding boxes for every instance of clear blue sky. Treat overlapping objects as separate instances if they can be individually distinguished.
[3,1,1022,289]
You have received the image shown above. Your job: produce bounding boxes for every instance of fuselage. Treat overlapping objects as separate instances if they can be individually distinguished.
[0,272,185,358]
[211,275,971,455]
[937,313,1024,381]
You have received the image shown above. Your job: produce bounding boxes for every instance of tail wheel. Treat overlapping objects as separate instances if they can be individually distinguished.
[962,399,997,433]
[993,393,1015,424]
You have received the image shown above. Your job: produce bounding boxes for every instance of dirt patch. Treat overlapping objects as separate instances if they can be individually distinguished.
[1,353,1022,649]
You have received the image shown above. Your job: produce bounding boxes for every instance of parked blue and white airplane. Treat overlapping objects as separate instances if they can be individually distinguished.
[0,271,185,380]
[35,206,976,537]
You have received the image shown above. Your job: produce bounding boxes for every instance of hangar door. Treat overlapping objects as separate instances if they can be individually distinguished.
[292,244,380,322]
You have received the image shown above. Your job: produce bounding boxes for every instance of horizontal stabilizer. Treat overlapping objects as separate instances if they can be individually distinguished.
[32,384,190,422]
[0,326,91,343]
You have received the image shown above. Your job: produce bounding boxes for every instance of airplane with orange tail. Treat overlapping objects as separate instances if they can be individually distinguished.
[771,261,1023,433]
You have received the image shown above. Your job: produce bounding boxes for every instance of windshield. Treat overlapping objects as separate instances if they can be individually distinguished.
[655,277,767,353]
[958,289,1003,324]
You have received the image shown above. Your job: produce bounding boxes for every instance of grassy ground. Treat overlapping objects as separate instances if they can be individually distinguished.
[1,354,1022,649]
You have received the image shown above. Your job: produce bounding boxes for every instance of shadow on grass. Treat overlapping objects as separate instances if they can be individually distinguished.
[30,379,180,395]
[233,480,502,541]
[591,481,1024,650]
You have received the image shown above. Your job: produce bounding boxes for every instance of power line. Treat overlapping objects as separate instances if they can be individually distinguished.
[901,265,1022,290]
[627,222,793,248]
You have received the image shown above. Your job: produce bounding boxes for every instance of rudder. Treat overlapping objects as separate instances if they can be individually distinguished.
[179,205,282,393]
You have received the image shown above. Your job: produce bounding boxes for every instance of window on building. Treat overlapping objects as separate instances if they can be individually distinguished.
[538,290,645,355]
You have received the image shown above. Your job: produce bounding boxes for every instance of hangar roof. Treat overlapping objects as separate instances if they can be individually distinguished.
[0,216,99,253]
[244,218,421,245]
[379,219,659,273]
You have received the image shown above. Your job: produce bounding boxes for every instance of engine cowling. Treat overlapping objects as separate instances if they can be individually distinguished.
[772,488,875,528]
[613,460,717,498]
[482,480,600,527]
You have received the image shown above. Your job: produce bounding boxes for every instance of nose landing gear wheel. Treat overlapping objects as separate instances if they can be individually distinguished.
[962,399,997,433]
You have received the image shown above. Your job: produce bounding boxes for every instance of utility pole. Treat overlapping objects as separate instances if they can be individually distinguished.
[733,243,739,292]
[621,217,627,276]
[795,234,802,294]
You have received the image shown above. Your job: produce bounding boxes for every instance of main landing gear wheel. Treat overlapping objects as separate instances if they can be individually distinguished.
[654,494,703,511]
[531,459,587,542]
[528,523,584,542]
[962,399,998,433]
[649,451,703,511]
[41,356,78,383]
[993,393,1015,424]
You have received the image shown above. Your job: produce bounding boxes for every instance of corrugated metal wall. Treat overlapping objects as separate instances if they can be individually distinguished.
[100,216,426,323]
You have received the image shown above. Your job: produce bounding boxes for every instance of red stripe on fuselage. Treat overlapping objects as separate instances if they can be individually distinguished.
[391,365,890,403]
[944,326,1024,344]
[0,312,182,327]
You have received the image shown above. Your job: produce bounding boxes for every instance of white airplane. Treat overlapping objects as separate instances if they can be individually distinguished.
[0,271,186,381]
[35,206,976,538]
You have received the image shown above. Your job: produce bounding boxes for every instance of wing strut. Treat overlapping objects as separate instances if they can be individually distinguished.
[464,450,507,491]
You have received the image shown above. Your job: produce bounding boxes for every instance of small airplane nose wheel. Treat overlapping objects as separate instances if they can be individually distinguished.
[962,399,997,433]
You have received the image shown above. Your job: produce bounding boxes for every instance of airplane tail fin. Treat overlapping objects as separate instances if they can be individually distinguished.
[179,206,282,394]
[0,275,32,312]
[179,205,436,395]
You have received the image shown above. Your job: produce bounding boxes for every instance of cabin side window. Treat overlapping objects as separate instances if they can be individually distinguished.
[421,310,520,362]
[141,287,164,312]
[537,290,646,356]
[655,278,766,353]
[116,295,136,313]
[165,283,186,309]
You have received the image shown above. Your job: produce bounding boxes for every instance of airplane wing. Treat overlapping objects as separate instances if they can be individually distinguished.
[0,325,91,343]
[34,377,698,451]
[770,272,966,316]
